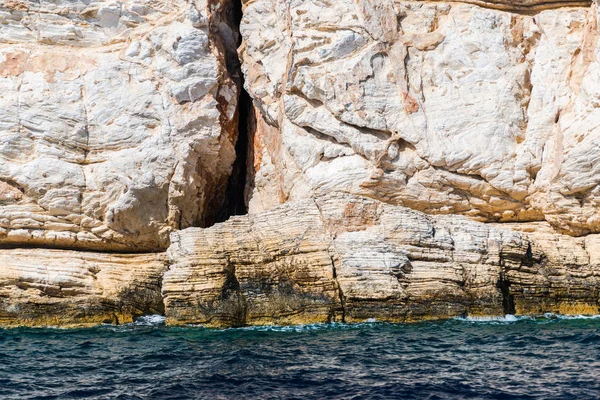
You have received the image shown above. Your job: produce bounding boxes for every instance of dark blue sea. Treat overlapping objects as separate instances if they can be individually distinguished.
[2,315,599,399]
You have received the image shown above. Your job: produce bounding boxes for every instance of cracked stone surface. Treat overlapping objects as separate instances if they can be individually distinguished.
[164,194,600,327]
[0,248,166,327]
[0,0,240,251]
[3,0,600,327]
[240,0,600,237]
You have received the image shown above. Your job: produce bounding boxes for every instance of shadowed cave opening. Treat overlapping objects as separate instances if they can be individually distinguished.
[212,0,255,224]
[222,87,254,220]
[497,276,516,316]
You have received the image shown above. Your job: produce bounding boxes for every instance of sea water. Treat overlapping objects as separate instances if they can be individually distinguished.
[1,315,599,399]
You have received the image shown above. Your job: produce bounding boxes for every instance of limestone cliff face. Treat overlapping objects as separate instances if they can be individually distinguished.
[2,0,600,327]
[241,0,600,237]
[0,0,240,251]
[164,194,600,327]
[0,249,166,326]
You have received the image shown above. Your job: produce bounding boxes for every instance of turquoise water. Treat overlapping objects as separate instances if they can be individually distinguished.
[2,315,600,399]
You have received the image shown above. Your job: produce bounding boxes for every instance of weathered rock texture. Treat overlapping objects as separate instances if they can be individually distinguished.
[3,0,600,327]
[164,199,339,326]
[240,0,600,237]
[164,194,600,327]
[0,249,166,326]
[492,221,600,315]
[0,0,241,251]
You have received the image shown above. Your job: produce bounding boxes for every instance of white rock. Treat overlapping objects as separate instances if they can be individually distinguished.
[0,0,240,251]
[241,0,600,236]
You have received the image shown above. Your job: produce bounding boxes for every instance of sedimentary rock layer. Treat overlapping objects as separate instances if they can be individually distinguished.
[0,0,241,251]
[492,222,600,314]
[163,199,340,326]
[164,194,600,327]
[430,0,592,11]
[3,0,600,328]
[240,0,600,236]
[0,249,166,327]
[0,195,598,328]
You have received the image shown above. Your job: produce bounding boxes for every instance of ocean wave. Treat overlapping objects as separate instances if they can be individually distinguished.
[216,321,383,333]
[133,315,167,326]
[454,313,600,324]
[4,312,600,332]
[454,314,530,323]
[109,313,600,332]
[540,313,600,320]
[97,315,167,332]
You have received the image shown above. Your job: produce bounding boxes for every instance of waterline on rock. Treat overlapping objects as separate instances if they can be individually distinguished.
[454,313,600,323]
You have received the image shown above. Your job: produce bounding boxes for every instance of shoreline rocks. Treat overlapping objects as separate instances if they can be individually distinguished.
[0,249,166,327]
[163,194,600,327]
[3,194,599,328]
[2,0,600,327]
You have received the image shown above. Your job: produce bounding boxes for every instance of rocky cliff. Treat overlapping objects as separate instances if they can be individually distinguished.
[163,194,600,327]
[241,0,600,237]
[1,0,600,327]
[0,0,241,251]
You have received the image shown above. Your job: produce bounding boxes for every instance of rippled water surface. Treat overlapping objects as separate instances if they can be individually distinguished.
[2,315,600,399]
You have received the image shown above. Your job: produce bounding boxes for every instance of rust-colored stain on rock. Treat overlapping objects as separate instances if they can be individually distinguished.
[0,51,29,78]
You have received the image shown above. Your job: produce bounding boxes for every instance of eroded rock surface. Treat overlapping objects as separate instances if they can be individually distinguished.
[0,249,166,326]
[4,193,598,328]
[164,194,600,327]
[0,0,241,251]
[163,199,339,326]
[241,0,600,236]
[3,0,600,327]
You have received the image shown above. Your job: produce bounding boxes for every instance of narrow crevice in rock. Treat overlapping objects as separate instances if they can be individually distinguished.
[497,275,516,315]
[148,263,168,319]
[313,198,348,323]
[222,260,248,327]
[214,0,255,223]
[497,246,517,316]
[330,255,347,323]
[221,87,253,220]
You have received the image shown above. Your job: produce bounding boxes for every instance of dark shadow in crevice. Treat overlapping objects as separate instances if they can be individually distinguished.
[221,87,254,219]
[214,0,255,223]
[497,275,516,316]
[231,0,244,46]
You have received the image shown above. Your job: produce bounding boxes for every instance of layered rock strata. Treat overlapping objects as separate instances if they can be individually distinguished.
[0,249,166,327]
[1,196,599,327]
[2,0,600,327]
[493,222,600,315]
[164,194,600,327]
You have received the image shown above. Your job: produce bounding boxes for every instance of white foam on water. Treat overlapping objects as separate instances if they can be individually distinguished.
[7,312,600,331]
[236,323,336,332]
[454,314,531,323]
[3,325,72,330]
[542,313,600,320]
[134,314,167,326]
[217,321,383,333]
[96,315,166,332]
[454,313,600,324]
